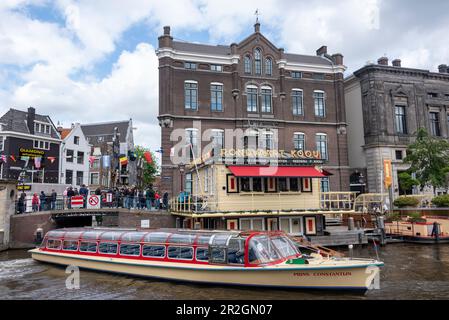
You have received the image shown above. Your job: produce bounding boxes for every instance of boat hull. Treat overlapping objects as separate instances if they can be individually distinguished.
[30,249,381,291]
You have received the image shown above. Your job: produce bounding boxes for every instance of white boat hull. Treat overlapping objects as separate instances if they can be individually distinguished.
[30,249,382,291]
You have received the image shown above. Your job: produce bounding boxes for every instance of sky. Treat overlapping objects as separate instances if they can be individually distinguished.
[1,0,449,152]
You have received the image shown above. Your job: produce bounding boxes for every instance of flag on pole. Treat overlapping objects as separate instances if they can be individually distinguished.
[88,156,96,166]
[34,157,42,169]
[144,151,153,164]
[47,156,56,164]
[119,156,128,166]
[383,159,392,189]
[103,155,111,168]
[10,155,16,162]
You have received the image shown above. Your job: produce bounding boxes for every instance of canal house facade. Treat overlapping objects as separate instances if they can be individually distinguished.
[0,107,62,186]
[157,23,350,199]
[345,58,449,196]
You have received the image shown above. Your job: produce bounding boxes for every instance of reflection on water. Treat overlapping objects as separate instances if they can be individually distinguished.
[1,244,449,300]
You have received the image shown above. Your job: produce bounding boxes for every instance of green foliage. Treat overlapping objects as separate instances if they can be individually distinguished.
[432,194,449,208]
[407,212,426,223]
[135,145,159,187]
[398,172,419,195]
[404,128,449,193]
[393,196,420,208]
[386,212,402,222]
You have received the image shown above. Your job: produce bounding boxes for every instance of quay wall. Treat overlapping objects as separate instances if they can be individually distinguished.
[9,209,176,249]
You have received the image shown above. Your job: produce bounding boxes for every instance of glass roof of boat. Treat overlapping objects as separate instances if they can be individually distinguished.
[46,228,244,244]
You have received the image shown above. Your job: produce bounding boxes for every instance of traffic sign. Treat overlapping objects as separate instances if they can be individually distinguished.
[71,196,84,208]
[87,195,101,209]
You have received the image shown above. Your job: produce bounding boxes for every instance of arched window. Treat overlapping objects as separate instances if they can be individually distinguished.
[185,80,198,110]
[316,133,328,160]
[293,132,305,151]
[292,89,303,116]
[244,55,252,74]
[185,128,199,161]
[265,57,272,76]
[314,90,326,117]
[254,48,262,75]
[246,85,258,112]
[261,86,272,113]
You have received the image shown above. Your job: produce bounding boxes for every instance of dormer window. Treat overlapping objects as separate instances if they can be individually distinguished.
[35,122,51,135]
[184,62,197,70]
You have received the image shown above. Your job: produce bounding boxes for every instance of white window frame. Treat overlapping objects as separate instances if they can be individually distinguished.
[261,85,273,113]
[34,140,50,150]
[0,136,4,152]
[293,132,305,151]
[240,218,265,231]
[292,89,304,116]
[210,82,223,111]
[316,133,328,160]
[185,80,198,110]
[246,85,258,113]
[313,90,326,117]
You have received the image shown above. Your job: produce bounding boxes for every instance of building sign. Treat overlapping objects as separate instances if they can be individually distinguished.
[19,148,45,159]
[71,196,84,208]
[189,149,324,167]
[17,185,31,191]
[383,159,392,189]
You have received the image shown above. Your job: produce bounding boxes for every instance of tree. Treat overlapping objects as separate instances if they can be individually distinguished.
[398,172,419,195]
[404,128,449,195]
[134,145,159,187]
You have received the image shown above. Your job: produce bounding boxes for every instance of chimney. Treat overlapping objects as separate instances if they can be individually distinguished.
[378,57,389,66]
[27,107,35,134]
[392,59,401,67]
[158,25,173,48]
[438,64,448,73]
[254,22,260,33]
[332,53,344,66]
[316,46,327,56]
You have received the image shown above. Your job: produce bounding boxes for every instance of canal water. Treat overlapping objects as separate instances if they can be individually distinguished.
[1,244,449,300]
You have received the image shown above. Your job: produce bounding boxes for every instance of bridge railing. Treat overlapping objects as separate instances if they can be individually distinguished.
[14,195,169,214]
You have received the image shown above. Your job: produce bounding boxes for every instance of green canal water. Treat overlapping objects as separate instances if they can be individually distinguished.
[1,244,448,300]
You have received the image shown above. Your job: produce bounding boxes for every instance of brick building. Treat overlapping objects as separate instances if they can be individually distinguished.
[157,23,350,197]
[345,58,449,196]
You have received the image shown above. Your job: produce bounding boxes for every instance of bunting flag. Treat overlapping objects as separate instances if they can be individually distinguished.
[34,157,42,169]
[10,155,16,162]
[103,155,111,168]
[88,156,96,166]
[143,151,153,164]
[47,157,56,164]
[20,156,30,162]
[119,156,128,166]
[1,155,6,163]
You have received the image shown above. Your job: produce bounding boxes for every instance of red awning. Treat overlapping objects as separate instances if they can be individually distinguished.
[227,166,326,178]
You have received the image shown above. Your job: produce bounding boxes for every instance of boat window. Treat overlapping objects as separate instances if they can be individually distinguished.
[271,236,299,258]
[46,239,61,250]
[81,231,104,240]
[119,244,141,256]
[195,247,209,261]
[121,232,147,242]
[248,235,281,264]
[63,231,84,240]
[143,232,170,243]
[62,240,78,251]
[99,242,118,255]
[167,246,193,260]
[47,231,66,238]
[100,232,123,241]
[227,238,245,265]
[210,247,226,264]
[79,242,98,253]
[196,235,213,245]
[168,233,195,244]
[142,245,166,258]
[210,234,232,246]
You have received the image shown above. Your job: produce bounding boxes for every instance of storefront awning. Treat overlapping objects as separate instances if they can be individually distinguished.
[227,166,326,178]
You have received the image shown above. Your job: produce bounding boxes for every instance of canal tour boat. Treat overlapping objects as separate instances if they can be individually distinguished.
[30,228,383,291]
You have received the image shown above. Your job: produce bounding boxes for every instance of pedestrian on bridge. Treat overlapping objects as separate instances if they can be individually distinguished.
[32,193,39,212]
[50,189,57,210]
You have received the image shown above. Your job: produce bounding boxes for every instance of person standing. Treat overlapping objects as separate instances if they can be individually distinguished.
[50,189,57,210]
[18,192,26,214]
[32,193,39,212]
[146,186,155,211]
[163,191,169,210]
[154,191,161,210]
[67,187,75,209]
[79,184,89,208]
[39,191,46,211]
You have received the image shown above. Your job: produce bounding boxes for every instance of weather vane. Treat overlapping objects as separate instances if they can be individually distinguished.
[255,9,260,23]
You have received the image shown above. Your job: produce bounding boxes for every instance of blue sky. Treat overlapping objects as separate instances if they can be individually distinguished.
[1,0,449,152]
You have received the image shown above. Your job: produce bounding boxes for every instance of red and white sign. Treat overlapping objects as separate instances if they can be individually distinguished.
[87,195,101,209]
[106,193,113,203]
[71,196,84,208]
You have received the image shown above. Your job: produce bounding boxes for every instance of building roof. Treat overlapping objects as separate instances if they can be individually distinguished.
[0,108,60,139]
[284,53,333,66]
[81,120,130,144]
[59,128,72,140]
